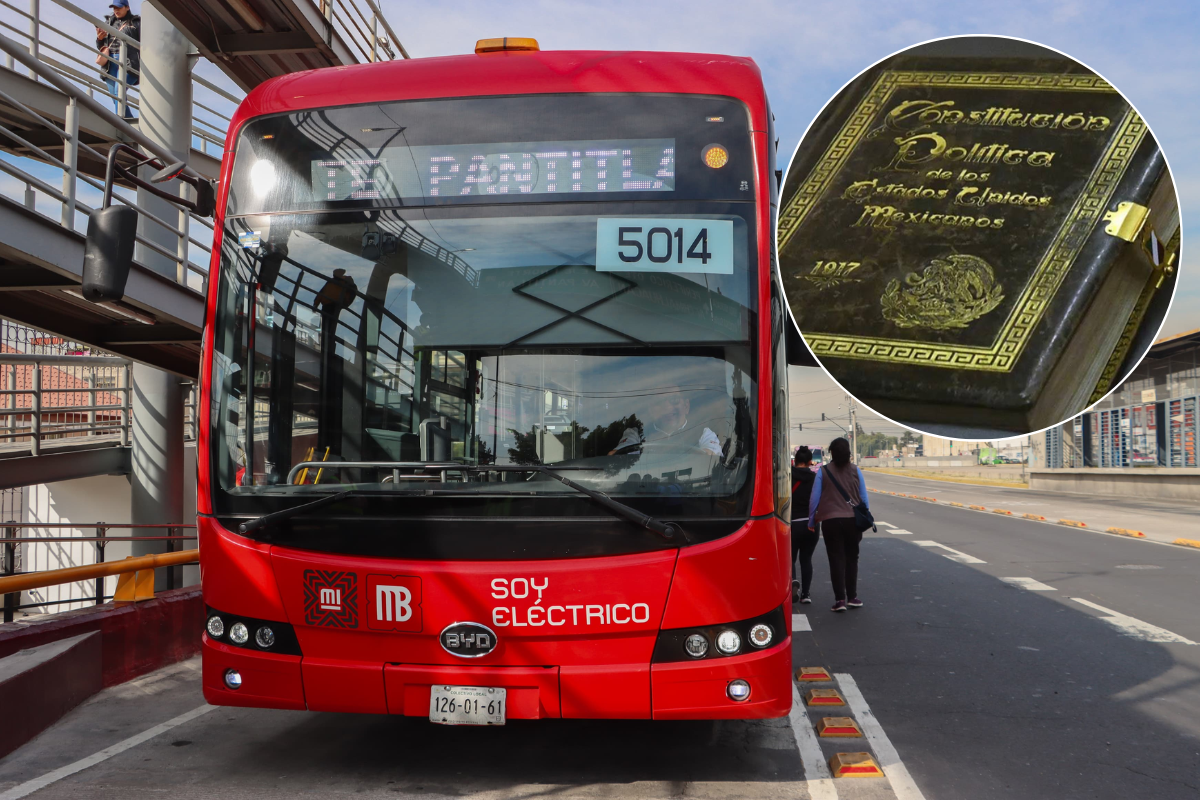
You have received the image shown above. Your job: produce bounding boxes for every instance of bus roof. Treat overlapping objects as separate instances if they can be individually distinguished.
[231,50,767,136]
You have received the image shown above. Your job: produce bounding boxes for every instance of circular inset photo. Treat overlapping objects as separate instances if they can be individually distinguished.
[777,35,1180,439]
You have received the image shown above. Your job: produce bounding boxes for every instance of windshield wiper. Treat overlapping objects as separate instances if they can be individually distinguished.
[244,462,688,542]
[479,464,689,543]
[238,489,360,534]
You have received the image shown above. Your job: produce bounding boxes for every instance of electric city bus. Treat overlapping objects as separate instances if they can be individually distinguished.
[195,40,796,723]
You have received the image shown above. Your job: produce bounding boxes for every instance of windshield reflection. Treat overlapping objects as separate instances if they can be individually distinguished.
[211,208,757,506]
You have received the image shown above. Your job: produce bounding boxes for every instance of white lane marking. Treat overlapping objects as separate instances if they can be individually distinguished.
[912,541,986,564]
[1001,577,1056,591]
[788,682,837,800]
[1071,598,1197,645]
[888,529,913,535]
[792,613,812,632]
[835,674,927,800]
[876,521,895,528]
[0,704,215,800]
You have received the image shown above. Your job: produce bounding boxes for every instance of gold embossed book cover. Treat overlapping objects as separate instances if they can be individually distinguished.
[778,48,1177,435]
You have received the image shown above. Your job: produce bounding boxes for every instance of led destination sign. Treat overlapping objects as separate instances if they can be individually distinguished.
[310,138,676,201]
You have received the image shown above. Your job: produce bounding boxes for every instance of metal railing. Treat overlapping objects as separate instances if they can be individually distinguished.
[0,0,237,156]
[0,354,131,456]
[1,521,197,620]
[327,0,410,63]
[0,32,213,291]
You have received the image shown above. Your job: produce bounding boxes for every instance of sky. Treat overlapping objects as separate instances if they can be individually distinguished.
[376,0,1199,440]
[6,0,1196,442]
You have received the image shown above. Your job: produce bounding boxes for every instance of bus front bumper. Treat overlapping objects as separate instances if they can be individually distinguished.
[202,635,792,720]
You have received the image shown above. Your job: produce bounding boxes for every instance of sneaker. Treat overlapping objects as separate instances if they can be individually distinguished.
[847,598,863,608]
[831,600,847,612]
[799,594,812,604]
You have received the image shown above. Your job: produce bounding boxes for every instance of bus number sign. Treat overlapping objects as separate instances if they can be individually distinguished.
[596,218,733,274]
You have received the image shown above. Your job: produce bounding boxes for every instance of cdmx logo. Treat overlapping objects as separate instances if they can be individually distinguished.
[302,569,358,628]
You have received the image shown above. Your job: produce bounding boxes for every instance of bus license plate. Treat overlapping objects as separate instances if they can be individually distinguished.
[429,685,506,725]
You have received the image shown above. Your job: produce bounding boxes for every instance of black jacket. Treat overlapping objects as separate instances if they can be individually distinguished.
[97,13,140,73]
[791,465,816,522]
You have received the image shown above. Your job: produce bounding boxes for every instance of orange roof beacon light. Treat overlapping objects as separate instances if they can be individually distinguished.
[702,144,729,169]
[475,37,540,54]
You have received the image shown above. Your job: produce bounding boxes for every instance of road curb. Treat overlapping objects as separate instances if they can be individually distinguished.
[869,486,1191,545]
[1107,527,1146,538]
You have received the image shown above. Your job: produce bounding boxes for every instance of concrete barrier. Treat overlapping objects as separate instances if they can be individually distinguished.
[0,632,102,759]
[0,586,202,687]
[1028,468,1200,502]
[0,587,202,758]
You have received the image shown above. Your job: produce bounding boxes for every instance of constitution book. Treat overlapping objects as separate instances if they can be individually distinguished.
[778,46,1178,436]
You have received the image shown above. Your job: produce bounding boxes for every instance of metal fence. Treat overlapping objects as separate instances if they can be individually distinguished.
[0,353,131,455]
[2,522,195,618]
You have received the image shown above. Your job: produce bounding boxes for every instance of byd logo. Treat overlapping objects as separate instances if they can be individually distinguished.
[367,575,422,632]
[440,621,497,658]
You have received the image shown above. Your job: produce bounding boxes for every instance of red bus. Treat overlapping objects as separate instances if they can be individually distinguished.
[193,40,795,722]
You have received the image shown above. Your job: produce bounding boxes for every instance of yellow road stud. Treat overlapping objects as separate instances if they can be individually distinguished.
[993,508,1013,515]
[1107,527,1146,538]
[969,505,987,511]
[1023,513,1046,520]
[830,752,884,778]
[796,666,832,681]
[1059,519,1088,527]
[948,502,964,507]
[1173,538,1200,549]
[806,688,845,706]
[818,716,863,737]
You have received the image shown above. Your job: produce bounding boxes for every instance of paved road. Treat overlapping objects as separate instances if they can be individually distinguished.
[865,469,1200,544]
[2,491,1197,799]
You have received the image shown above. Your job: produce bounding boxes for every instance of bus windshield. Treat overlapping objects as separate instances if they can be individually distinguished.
[211,94,759,522]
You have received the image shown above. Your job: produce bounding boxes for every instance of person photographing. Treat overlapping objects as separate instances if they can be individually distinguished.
[808,437,871,612]
[95,0,140,118]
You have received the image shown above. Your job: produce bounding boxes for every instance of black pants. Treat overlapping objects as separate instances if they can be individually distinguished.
[821,517,863,601]
[791,521,819,595]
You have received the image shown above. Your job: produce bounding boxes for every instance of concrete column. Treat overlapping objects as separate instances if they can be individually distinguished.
[130,363,184,590]
[133,2,194,278]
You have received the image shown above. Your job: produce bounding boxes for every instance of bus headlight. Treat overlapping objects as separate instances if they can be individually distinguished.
[684,634,709,658]
[206,615,224,639]
[716,629,741,655]
[748,623,773,648]
[255,626,276,648]
[229,622,249,645]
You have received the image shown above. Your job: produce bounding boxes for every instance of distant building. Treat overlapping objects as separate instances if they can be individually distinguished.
[921,435,976,457]
[1032,328,1199,468]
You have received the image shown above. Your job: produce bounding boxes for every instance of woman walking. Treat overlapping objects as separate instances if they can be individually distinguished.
[808,437,869,612]
[791,446,818,604]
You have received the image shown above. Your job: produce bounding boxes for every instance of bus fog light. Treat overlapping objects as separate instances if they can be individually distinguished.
[224,669,242,689]
[749,623,773,648]
[229,622,249,645]
[684,634,709,658]
[206,615,224,639]
[716,629,741,655]
[727,679,750,701]
[255,626,275,648]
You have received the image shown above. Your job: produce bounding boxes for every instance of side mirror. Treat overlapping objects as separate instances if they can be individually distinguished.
[82,205,138,302]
